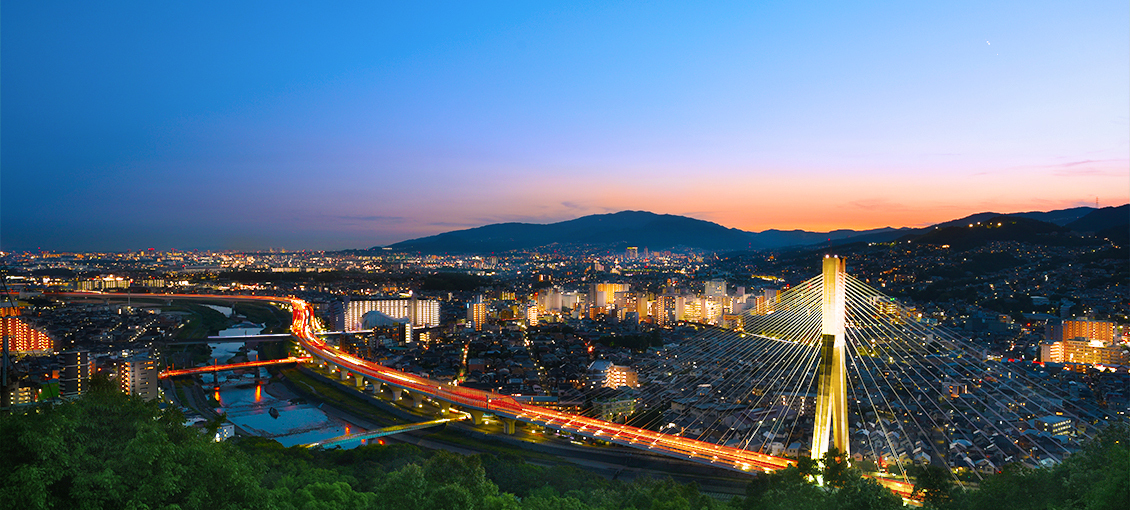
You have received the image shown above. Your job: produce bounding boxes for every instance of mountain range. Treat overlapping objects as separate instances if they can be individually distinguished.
[382,205,1128,254]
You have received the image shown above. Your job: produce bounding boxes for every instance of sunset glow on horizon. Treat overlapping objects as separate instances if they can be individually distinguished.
[2,2,1126,251]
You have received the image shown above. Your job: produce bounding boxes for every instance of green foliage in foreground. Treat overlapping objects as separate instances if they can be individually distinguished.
[0,389,723,510]
[1,387,1126,510]
[732,452,903,510]
[938,423,1129,510]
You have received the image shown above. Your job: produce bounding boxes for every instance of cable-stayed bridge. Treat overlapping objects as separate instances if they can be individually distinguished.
[630,256,1101,489]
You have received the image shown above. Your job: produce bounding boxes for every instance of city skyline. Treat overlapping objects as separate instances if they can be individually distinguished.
[2,1,1127,252]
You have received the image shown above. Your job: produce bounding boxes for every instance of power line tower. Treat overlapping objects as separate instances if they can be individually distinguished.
[812,256,849,462]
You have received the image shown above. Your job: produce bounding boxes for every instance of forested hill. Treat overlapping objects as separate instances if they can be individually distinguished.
[387,211,758,253]
[380,206,1112,254]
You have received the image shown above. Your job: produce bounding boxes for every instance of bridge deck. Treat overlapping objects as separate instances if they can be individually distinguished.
[305,415,468,448]
[158,357,311,378]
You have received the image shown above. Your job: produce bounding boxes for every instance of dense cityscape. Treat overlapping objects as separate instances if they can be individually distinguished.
[4,2,1127,509]
[2,206,1127,508]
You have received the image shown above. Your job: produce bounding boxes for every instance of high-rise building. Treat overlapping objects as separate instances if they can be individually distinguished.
[750,295,767,314]
[1040,338,1129,366]
[561,291,583,310]
[526,304,539,326]
[704,296,725,325]
[676,296,697,322]
[1,317,53,354]
[625,247,638,260]
[59,350,94,398]
[118,355,158,401]
[586,360,639,389]
[467,298,488,331]
[1047,319,1117,343]
[705,279,727,298]
[655,295,676,326]
[589,282,630,307]
[337,297,441,331]
[537,287,564,312]
[636,294,650,320]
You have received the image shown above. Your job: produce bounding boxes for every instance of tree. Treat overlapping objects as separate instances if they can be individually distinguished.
[426,484,475,510]
[831,476,904,510]
[616,477,721,510]
[735,466,826,510]
[795,456,821,479]
[290,481,376,510]
[910,464,954,508]
[820,449,853,489]
[0,389,270,510]
[422,451,500,505]
[374,464,429,509]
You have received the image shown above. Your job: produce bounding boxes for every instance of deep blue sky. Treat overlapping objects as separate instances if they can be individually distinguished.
[3,1,1127,251]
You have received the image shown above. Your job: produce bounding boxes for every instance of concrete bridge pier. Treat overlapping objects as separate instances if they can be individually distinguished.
[437,401,451,415]
[391,387,403,402]
[339,369,349,382]
[501,418,517,435]
[355,375,366,390]
[468,410,484,425]
[411,393,424,409]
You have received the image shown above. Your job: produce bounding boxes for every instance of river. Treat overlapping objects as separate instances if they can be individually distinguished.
[198,341,366,448]
[214,381,364,447]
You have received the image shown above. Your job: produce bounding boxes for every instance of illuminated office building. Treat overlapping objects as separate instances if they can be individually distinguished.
[339,298,440,331]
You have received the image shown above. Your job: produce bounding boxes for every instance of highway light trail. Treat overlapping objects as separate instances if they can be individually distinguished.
[158,357,311,378]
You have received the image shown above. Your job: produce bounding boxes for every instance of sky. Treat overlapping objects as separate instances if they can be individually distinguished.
[2,1,1127,252]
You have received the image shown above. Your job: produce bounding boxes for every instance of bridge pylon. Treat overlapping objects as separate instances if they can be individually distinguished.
[812,256,849,463]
